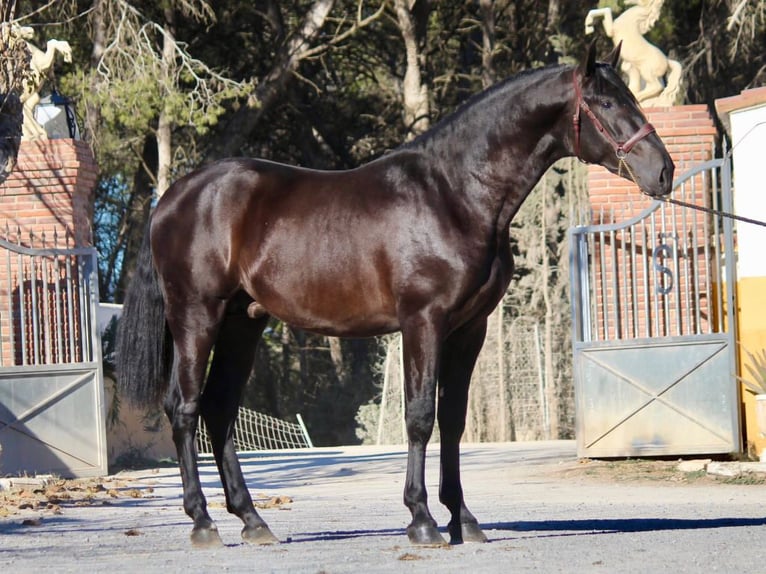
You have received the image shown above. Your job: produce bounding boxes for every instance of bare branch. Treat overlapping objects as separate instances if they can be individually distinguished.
[299,1,389,60]
[94,0,248,129]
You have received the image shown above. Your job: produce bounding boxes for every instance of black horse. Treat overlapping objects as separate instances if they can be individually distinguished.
[117,44,673,547]
[0,92,22,184]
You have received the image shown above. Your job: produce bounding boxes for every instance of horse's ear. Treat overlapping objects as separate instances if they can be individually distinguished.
[606,41,622,69]
[581,41,597,78]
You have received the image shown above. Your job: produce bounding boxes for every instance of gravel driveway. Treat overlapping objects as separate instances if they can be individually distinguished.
[2,441,766,573]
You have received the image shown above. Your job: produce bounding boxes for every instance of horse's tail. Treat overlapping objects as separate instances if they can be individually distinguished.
[660,59,683,105]
[116,220,172,408]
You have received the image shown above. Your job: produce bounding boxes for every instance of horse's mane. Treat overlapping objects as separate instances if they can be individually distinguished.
[400,64,568,151]
[637,0,664,34]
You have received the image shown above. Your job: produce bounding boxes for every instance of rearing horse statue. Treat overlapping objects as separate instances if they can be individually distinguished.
[0,23,25,182]
[8,24,72,140]
[585,0,682,107]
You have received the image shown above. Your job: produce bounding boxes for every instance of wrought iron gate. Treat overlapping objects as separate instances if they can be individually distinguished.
[569,156,740,457]
[0,235,107,477]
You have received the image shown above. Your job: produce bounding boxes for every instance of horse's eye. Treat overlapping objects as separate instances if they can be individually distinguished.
[601,100,613,110]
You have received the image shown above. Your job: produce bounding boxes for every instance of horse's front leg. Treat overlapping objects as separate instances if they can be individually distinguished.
[438,318,489,544]
[400,312,446,546]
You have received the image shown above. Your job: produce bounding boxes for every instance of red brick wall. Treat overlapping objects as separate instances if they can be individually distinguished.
[0,139,98,365]
[586,106,718,340]
[0,139,99,247]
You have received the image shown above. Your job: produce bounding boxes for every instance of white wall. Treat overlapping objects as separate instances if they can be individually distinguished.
[730,103,766,278]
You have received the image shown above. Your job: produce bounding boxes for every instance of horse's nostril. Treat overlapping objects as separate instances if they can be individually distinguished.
[659,166,669,190]
[659,160,675,193]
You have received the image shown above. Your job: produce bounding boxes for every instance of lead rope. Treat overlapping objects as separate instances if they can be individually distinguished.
[658,196,766,228]
[616,158,766,228]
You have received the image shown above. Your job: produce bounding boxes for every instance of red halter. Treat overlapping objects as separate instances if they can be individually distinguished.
[572,69,656,161]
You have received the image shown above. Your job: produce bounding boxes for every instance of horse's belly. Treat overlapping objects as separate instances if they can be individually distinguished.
[247,269,400,338]
[265,300,400,338]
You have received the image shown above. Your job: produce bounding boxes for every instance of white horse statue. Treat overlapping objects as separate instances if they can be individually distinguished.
[585,0,682,107]
[8,24,72,140]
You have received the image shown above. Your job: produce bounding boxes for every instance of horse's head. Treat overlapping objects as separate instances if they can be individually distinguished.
[0,93,23,184]
[572,42,674,198]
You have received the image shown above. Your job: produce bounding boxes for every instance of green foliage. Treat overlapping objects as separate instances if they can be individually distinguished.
[355,401,381,445]
[738,347,766,395]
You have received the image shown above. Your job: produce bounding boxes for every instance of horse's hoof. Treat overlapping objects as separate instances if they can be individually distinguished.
[242,524,279,545]
[460,522,488,543]
[447,520,488,544]
[407,523,447,546]
[190,525,224,548]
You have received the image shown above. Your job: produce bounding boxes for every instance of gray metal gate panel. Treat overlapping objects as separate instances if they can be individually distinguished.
[0,363,107,477]
[570,156,740,457]
[574,335,738,457]
[0,237,107,477]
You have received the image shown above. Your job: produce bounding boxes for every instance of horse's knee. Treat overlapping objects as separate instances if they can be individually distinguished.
[405,397,436,442]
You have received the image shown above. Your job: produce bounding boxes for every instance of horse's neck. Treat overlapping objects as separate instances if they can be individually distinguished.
[28,41,57,68]
[423,68,572,232]
[27,43,46,63]
[470,70,570,209]
[618,5,658,35]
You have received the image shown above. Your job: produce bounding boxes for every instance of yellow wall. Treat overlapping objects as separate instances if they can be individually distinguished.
[736,277,766,459]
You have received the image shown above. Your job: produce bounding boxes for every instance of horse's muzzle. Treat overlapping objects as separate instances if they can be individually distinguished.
[650,155,675,198]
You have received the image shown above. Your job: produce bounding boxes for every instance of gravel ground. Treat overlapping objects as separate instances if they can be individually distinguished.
[2,441,766,573]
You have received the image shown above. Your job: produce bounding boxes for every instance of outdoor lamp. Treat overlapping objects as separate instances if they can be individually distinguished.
[35,90,81,139]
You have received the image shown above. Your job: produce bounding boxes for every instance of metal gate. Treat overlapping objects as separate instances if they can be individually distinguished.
[0,235,107,477]
[569,156,740,457]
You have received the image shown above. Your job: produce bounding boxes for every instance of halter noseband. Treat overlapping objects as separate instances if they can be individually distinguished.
[572,69,656,162]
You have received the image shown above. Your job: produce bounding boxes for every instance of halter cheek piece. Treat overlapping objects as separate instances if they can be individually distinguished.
[572,69,656,166]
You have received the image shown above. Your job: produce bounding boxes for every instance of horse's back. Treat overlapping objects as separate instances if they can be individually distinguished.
[149,151,501,337]
[150,157,406,334]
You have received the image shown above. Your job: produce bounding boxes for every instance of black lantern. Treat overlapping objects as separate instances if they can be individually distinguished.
[35,90,80,139]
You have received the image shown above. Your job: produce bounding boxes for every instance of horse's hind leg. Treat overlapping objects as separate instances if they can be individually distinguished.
[164,298,227,547]
[201,303,278,544]
[438,318,489,544]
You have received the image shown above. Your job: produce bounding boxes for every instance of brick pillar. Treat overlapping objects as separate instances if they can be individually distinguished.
[0,139,98,366]
[585,106,718,340]
[0,139,99,247]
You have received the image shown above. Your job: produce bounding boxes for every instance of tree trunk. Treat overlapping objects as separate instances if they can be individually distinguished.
[394,0,430,139]
[156,7,176,197]
[540,174,559,439]
[114,135,157,302]
[328,336,347,385]
[547,0,560,33]
[213,0,335,158]
[84,0,106,144]
[479,0,496,88]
